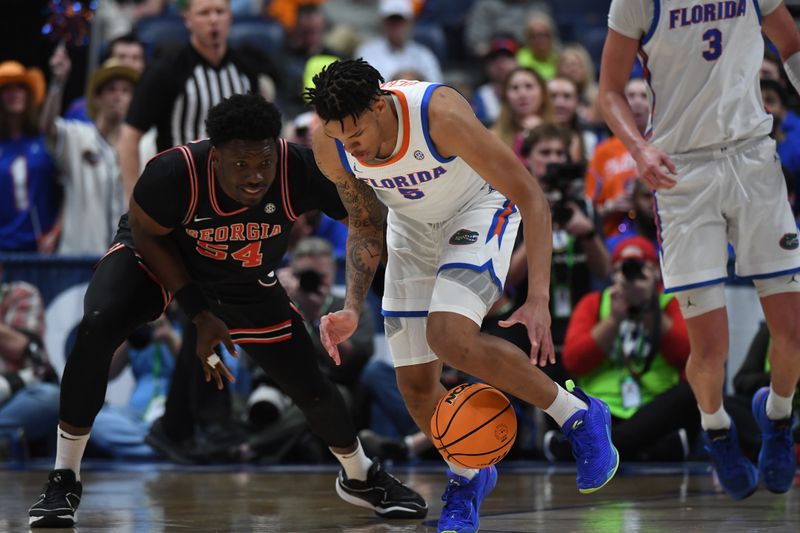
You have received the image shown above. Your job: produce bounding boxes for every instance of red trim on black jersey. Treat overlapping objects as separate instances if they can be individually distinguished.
[279,140,298,221]
[208,151,248,217]
[179,146,200,225]
[229,319,293,345]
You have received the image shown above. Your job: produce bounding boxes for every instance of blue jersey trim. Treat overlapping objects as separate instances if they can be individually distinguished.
[381,310,429,317]
[752,0,762,25]
[641,0,661,46]
[334,140,353,174]
[421,84,456,164]
[663,277,728,294]
[737,266,800,281]
[438,260,503,293]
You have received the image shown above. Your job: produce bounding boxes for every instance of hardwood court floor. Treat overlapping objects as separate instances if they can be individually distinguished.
[2,461,798,532]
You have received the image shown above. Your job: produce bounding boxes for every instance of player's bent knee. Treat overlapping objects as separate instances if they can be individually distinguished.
[675,283,725,319]
[753,273,800,299]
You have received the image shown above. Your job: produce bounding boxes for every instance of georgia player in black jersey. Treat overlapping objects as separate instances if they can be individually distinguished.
[28,94,426,529]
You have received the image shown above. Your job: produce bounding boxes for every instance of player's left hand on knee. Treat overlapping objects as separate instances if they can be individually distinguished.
[498,300,555,367]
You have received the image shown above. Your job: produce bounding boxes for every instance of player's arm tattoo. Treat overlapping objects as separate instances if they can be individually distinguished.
[332,173,385,313]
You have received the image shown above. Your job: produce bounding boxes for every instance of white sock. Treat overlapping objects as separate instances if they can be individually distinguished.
[445,460,478,481]
[54,428,90,480]
[331,439,373,481]
[699,405,731,431]
[545,384,589,428]
[766,384,794,420]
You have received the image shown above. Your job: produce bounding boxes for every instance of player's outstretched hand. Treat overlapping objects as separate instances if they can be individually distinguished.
[193,310,237,390]
[498,299,555,367]
[320,308,359,366]
[634,144,677,190]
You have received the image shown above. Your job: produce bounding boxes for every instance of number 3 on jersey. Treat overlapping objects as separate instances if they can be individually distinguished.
[702,29,722,61]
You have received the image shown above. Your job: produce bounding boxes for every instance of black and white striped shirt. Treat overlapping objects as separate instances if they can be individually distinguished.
[126,44,256,152]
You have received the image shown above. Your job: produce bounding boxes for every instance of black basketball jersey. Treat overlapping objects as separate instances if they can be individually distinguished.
[119,139,346,296]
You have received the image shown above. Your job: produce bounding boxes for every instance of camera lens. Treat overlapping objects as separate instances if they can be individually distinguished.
[298,269,323,293]
[621,258,645,281]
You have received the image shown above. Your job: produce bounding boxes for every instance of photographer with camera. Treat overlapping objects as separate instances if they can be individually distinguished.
[275,237,374,406]
[551,236,699,461]
[494,124,611,363]
[0,265,59,460]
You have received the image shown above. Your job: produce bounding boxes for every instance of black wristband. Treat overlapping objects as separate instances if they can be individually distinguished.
[579,230,596,240]
[174,282,210,320]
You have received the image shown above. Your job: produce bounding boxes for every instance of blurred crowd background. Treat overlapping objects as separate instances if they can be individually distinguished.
[1,0,799,469]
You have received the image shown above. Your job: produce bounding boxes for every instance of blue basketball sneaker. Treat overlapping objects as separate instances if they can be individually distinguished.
[703,420,758,500]
[438,465,497,533]
[561,381,619,494]
[752,387,796,493]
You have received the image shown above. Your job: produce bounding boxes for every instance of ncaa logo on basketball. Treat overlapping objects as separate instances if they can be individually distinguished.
[264,203,276,214]
[444,384,470,405]
[414,150,425,160]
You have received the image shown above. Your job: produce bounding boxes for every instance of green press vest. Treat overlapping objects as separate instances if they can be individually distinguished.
[577,289,680,419]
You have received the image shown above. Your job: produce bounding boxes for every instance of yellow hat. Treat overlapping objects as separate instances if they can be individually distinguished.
[86,58,139,118]
[0,61,46,106]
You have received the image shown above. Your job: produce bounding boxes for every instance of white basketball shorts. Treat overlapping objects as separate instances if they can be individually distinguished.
[654,136,800,293]
[382,189,521,367]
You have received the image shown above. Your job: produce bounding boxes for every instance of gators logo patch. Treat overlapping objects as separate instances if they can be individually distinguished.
[780,233,799,250]
[450,229,479,245]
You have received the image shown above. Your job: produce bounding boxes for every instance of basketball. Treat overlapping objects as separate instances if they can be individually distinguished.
[431,383,517,469]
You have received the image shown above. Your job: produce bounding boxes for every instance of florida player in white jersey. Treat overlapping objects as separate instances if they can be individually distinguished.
[306,59,619,533]
[600,0,800,500]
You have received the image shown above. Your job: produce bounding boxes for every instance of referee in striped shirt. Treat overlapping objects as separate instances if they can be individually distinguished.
[118,0,257,203]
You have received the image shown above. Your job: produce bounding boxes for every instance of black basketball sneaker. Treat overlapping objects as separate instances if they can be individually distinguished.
[29,469,82,528]
[336,459,428,518]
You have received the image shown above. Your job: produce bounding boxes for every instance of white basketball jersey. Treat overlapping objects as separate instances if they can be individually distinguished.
[622,0,774,154]
[336,81,488,224]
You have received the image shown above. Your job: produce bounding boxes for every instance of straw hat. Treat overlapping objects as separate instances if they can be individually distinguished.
[86,58,139,118]
[0,61,46,106]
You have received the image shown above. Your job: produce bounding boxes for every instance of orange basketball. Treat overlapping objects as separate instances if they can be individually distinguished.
[430,383,517,469]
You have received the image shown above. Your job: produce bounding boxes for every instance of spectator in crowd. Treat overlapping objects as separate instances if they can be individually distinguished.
[0,265,59,460]
[557,43,600,124]
[355,0,443,83]
[64,33,146,123]
[118,0,257,202]
[547,76,598,163]
[585,77,649,239]
[277,237,374,401]
[516,12,560,81]
[267,0,327,31]
[0,61,60,253]
[491,67,553,157]
[40,46,137,256]
[471,36,519,127]
[464,0,549,58]
[761,79,800,192]
[89,312,180,459]
[280,3,338,119]
[606,179,658,253]
[485,124,610,392]
[761,49,800,110]
[554,236,698,461]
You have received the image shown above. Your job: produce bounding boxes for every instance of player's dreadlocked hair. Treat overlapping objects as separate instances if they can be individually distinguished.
[304,59,385,126]
[206,93,282,147]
